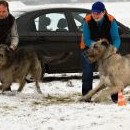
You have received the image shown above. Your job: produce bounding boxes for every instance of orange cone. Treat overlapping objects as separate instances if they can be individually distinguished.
[118,91,127,106]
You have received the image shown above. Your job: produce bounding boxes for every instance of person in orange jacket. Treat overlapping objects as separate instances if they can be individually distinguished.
[81,1,120,102]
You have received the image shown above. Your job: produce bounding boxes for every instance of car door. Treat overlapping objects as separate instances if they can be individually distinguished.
[17,9,82,73]
[116,22,130,55]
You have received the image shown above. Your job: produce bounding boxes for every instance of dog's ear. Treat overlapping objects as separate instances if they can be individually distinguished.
[101,39,109,48]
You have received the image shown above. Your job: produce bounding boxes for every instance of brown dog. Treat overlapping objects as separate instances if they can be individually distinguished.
[0,44,71,94]
[81,39,130,102]
[0,44,43,94]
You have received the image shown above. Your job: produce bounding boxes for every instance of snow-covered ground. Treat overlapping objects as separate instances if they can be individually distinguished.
[1,2,130,130]
[0,77,130,130]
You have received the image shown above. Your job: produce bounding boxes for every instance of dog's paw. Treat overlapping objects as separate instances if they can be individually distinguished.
[0,91,16,96]
[37,89,42,94]
[78,97,86,102]
[92,97,101,103]
[92,96,106,103]
[78,96,91,102]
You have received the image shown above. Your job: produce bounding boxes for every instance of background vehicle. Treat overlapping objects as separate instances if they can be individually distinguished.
[11,4,130,77]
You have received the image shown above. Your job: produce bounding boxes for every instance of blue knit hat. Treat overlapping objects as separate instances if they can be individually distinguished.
[91,1,105,13]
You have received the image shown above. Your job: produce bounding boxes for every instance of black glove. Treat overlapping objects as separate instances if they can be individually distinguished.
[81,47,89,59]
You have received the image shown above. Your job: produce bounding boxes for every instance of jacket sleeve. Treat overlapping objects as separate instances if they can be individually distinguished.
[83,21,95,47]
[110,20,121,49]
[10,20,19,48]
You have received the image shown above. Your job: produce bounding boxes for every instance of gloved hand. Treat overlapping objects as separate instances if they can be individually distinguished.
[81,47,89,59]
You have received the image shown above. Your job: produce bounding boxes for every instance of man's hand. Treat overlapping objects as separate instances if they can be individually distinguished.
[10,44,17,51]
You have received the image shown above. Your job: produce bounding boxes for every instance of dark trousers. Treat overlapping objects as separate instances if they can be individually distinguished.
[81,53,96,96]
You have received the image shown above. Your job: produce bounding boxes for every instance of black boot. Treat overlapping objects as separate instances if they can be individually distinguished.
[111,93,118,103]
[5,87,11,91]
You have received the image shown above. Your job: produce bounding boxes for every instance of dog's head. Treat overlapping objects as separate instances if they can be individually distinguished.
[0,44,13,68]
[86,39,115,63]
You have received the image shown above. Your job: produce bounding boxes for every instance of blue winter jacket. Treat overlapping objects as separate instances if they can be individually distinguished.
[83,16,121,49]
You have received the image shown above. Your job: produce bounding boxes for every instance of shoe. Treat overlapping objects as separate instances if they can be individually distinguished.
[84,97,91,102]
[5,87,11,91]
[85,99,91,102]
[111,93,118,103]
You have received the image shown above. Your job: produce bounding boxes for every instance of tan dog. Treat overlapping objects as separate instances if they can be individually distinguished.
[81,39,130,102]
[0,44,71,94]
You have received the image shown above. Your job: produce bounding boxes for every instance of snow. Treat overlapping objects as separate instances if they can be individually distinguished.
[8,1,26,10]
[0,76,130,130]
[1,2,130,130]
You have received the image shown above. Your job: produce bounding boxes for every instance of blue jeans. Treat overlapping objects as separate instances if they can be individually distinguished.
[81,53,96,96]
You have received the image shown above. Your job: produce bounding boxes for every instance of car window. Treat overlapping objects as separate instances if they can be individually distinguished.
[72,12,86,32]
[34,12,69,32]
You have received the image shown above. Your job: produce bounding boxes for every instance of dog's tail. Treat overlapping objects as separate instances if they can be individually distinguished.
[38,52,72,65]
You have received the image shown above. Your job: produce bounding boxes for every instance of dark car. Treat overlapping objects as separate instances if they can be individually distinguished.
[11,4,130,76]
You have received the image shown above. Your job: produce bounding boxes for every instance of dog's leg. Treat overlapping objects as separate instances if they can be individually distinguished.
[93,86,122,102]
[32,73,42,94]
[0,85,2,90]
[17,80,26,92]
[35,80,42,94]
[1,83,12,94]
[80,82,106,102]
[30,58,42,94]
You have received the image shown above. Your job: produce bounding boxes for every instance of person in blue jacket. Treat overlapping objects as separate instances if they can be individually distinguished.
[81,1,121,102]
